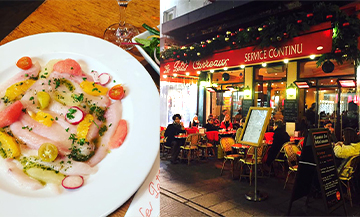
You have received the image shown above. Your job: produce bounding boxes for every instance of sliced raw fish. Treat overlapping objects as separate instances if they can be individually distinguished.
[88,101,122,166]
[1,159,43,190]
[0,62,40,97]
[19,114,73,152]
[108,119,128,149]
[9,121,70,155]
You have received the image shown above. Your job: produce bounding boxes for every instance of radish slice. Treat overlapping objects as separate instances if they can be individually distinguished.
[154,49,160,65]
[98,73,111,86]
[65,106,84,125]
[62,175,84,189]
[90,70,100,83]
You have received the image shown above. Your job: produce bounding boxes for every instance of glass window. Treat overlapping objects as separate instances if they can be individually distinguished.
[318,88,337,128]
[255,65,286,81]
[160,81,198,128]
[299,60,354,78]
[340,88,358,130]
[270,81,286,114]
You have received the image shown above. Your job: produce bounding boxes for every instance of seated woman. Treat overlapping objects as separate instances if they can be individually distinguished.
[265,121,290,168]
[164,114,186,164]
[333,127,360,167]
[204,118,218,132]
[220,114,233,130]
[189,115,199,128]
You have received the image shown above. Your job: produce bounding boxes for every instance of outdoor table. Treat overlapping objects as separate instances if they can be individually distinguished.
[232,143,250,149]
[0,0,159,216]
[175,134,187,139]
[218,130,237,137]
[185,127,199,135]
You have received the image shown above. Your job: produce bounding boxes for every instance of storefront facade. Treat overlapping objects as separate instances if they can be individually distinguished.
[160,1,360,139]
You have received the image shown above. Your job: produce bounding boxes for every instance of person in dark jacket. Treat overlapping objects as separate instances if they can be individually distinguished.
[204,118,218,132]
[164,114,186,164]
[305,103,316,128]
[266,121,290,167]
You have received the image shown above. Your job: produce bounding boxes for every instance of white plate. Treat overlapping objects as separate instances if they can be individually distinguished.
[132,28,160,74]
[0,32,159,217]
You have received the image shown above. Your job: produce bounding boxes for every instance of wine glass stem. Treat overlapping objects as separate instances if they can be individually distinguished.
[118,4,127,26]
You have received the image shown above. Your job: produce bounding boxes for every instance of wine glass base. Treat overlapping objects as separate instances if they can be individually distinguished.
[103,23,139,50]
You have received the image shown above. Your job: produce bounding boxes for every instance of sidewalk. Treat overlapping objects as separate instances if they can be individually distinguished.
[160,157,360,216]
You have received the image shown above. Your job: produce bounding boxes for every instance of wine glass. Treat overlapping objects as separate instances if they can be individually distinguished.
[103,0,139,50]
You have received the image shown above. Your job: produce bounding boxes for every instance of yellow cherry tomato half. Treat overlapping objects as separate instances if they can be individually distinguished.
[38,143,58,162]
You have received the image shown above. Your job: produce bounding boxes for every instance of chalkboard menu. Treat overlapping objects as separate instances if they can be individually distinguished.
[284,99,298,122]
[288,129,346,215]
[242,99,253,117]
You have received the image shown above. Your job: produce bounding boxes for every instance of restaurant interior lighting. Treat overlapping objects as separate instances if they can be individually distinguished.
[310,54,316,59]
[226,86,236,91]
[283,59,289,63]
[223,67,228,70]
[262,63,267,67]
[197,71,201,75]
[206,87,216,92]
[317,46,323,51]
[163,74,167,78]
[186,72,190,76]
[338,79,356,87]
[210,69,215,73]
[173,73,177,77]
[286,83,297,97]
[240,65,245,69]
[294,80,311,89]
[244,85,251,97]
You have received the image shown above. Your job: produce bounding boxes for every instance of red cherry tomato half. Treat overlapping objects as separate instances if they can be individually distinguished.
[16,56,33,70]
[108,84,125,100]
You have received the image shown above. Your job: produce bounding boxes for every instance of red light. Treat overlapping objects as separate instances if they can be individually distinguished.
[339,80,356,87]
[294,81,310,89]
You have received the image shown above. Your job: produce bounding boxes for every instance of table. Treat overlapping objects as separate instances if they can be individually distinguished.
[174,134,187,139]
[218,130,237,137]
[0,0,160,90]
[232,143,250,149]
[0,1,159,216]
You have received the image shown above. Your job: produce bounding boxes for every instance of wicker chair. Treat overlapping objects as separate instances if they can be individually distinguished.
[268,143,287,177]
[283,142,300,189]
[220,137,241,178]
[197,134,215,159]
[239,143,268,185]
[338,155,360,207]
[179,133,201,165]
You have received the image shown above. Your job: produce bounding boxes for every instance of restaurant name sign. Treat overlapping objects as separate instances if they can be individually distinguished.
[161,29,332,74]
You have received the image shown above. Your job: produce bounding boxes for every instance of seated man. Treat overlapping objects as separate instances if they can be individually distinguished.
[204,118,218,132]
[164,114,186,164]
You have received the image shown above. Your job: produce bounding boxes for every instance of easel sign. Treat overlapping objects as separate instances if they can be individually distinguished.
[238,107,272,202]
[287,128,347,215]
[239,107,272,147]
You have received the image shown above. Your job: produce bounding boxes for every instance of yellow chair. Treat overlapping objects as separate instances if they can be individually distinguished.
[220,137,241,178]
[179,133,201,165]
[338,155,360,207]
[283,142,300,189]
[239,143,268,185]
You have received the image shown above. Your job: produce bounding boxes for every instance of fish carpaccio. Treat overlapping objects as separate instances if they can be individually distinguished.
[0,58,127,192]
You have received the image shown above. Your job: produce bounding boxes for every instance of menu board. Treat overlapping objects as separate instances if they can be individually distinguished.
[239,107,272,147]
[288,129,346,215]
[313,131,343,211]
[242,99,253,117]
[283,99,298,122]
